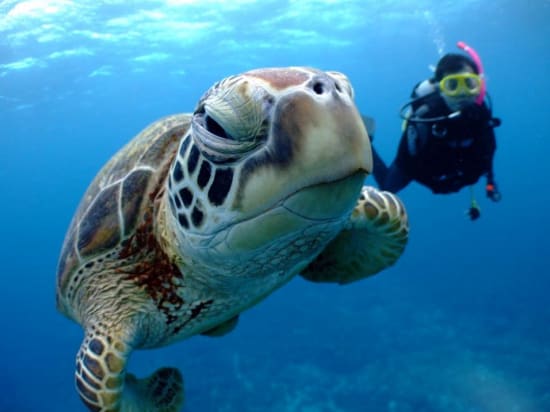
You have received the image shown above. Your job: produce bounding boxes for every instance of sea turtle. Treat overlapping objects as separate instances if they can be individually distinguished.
[56,66,409,412]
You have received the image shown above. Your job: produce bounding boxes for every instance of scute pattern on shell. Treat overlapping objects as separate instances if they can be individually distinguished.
[56,114,192,307]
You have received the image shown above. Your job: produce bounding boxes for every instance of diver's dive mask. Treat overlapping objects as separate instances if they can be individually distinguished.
[439,73,481,97]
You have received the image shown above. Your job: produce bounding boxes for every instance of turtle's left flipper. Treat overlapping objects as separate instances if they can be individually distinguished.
[76,323,184,412]
[300,186,409,284]
[124,368,183,412]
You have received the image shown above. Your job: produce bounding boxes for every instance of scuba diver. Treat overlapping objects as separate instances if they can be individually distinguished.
[371,41,502,220]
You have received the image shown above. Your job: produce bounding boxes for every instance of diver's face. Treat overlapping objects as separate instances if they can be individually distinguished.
[440,66,479,111]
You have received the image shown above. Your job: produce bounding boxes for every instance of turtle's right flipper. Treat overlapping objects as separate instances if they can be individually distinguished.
[200,315,239,337]
[300,186,409,284]
[76,325,184,412]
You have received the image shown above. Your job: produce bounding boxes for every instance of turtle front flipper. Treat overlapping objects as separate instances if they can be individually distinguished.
[76,325,184,412]
[200,315,239,337]
[300,186,409,284]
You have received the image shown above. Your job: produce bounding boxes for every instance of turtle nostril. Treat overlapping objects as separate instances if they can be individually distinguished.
[312,81,326,95]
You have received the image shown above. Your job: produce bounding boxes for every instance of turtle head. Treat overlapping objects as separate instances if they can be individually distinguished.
[165,67,371,277]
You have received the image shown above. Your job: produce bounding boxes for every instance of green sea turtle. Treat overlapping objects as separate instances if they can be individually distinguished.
[56,66,409,412]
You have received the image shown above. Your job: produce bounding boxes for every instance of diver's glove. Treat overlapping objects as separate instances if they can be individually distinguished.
[466,198,481,221]
[486,183,502,202]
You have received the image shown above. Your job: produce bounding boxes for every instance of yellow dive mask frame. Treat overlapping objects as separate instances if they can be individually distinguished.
[439,73,482,97]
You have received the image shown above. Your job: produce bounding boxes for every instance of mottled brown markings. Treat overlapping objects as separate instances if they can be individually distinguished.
[173,299,214,335]
[118,217,185,324]
[121,170,151,237]
[58,116,184,303]
[191,300,213,319]
[117,165,186,328]
[78,184,122,257]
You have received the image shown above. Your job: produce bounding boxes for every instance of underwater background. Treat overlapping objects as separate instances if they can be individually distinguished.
[1,0,549,411]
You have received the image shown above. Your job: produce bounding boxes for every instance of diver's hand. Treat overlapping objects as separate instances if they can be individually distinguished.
[486,183,502,202]
[467,205,481,221]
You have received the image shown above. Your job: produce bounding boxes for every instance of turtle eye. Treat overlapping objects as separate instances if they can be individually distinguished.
[205,115,231,140]
[193,105,232,140]
[190,75,268,163]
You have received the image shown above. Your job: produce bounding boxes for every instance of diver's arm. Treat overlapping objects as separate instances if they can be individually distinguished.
[371,129,414,194]
[371,146,411,193]
[371,145,389,187]
[382,162,413,193]
[484,129,501,201]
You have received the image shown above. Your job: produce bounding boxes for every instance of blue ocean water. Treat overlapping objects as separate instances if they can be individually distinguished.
[1,1,549,411]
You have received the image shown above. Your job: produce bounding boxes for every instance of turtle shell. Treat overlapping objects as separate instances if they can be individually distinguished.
[56,114,191,315]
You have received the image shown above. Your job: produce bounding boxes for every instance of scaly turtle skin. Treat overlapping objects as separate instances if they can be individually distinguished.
[56,67,409,412]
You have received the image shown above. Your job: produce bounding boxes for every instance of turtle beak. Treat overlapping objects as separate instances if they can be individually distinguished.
[271,86,372,181]
[236,72,371,215]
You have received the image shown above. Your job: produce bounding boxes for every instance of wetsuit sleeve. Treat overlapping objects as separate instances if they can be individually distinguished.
[371,146,389,186]
[371,134,413,194]
[370,79,431,193]
[483,127,497,183]
[478,105,498,184]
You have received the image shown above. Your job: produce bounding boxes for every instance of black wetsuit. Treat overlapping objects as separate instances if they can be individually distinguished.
[373,89,499,194]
